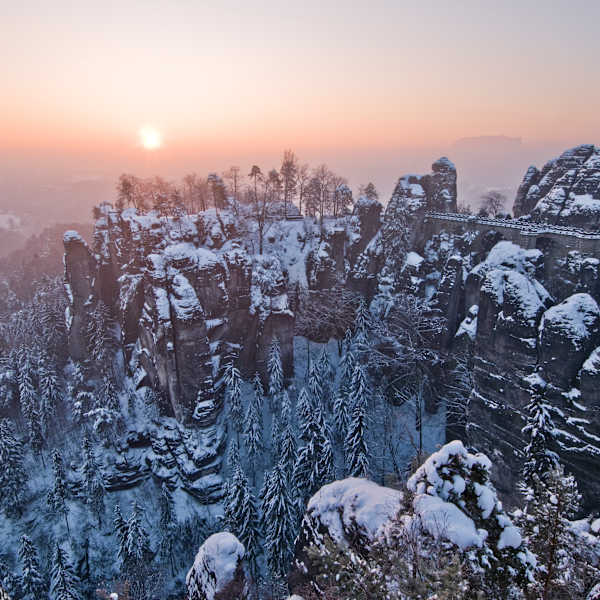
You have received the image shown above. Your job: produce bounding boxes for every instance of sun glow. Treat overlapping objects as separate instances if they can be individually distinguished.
[139,126,162,150]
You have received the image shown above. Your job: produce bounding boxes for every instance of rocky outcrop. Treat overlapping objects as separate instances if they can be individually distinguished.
[513,144,600,229]
[186,532,249,600]
[538,293,600,389]
[64,207,295,423]
[63,231,97,361]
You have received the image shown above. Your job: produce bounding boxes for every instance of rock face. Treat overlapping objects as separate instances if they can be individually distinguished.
[186,532,249,600]
[64,206,295,423]
[513,144,600,229]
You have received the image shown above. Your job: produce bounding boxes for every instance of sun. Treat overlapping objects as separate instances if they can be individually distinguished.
[139,126,162,150]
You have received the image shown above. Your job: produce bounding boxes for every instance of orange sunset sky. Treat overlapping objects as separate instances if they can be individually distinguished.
[1,0,599,226]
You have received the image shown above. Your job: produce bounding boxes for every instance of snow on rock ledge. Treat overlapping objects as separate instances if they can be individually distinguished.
[538,293,600,389]
[186,532,249,600]
[300,477,403,549]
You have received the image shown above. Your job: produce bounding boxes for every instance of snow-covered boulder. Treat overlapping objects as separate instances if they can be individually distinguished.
[299,477,403,550]
[538,293,600,389]
[186,532,249,600]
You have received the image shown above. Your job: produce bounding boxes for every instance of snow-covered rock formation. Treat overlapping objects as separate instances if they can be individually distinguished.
[513,144,600,229]
[186,532,249,600]
[64,206,294,423]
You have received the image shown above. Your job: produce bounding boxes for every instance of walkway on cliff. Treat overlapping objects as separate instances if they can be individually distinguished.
[424,212,600,240]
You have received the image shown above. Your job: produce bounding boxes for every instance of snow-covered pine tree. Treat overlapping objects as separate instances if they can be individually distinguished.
[348,362,369,409]
[19,535,46,600]
[227,437,241,471]
[51,544,82,600]
[333,346,355,440]
[99,373,120,412]
[353,300,370,347]
[261,462,296,579]
[244,377,264,468]
[271,413,282,460]
[224,465,261,576]
[281,388,292,426]
[0,419,26,515]
[158,483,176,574]
[85,301,116,371]
[114,504,129,569]
[0,560,19,600]
[81,436,104,526]
[296,386,313,440]
[125,501,152,570]
[267,338,284,408]
[123,501,157,599]
[293,402,334,507]
[38,356,61,433]
[279,417,297,478]
[523,465,584,599]
[521,388,559,486]
[307,360,323,407]
[70,363,93,425]
[345,392,370,478]
[17,355,44,454]
[48,449,70,533]
[316,346,333,408]
[224,362,243,434]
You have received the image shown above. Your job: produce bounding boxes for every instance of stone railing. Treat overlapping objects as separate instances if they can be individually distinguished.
[423,212,600,254]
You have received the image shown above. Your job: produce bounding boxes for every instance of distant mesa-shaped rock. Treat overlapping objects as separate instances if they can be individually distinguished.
[513,144,600,229]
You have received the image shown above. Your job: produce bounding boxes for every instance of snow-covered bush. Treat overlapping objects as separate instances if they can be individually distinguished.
[407,440,535,595]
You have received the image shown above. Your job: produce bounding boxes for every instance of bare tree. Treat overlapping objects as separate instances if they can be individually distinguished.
[479,190,506,217]
[297,163,310,215]
[280,149,298,217]
[294,285,362,353]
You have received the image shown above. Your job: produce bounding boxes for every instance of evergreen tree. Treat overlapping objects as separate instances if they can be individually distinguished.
[281,388,293,426]
[307,360,323,406]
[244,378,263,467]
[334,347,355,439]
[345,394,370,478]
[224,465,261,576]
[19,535,46,600]
[51,544,82,600]
[354,300,370,346]
[81,436,104,526]
[114,505,129,568]
[99,373,120,412]
[0,419,27,515]
[279,418,297,478]
[48,449,70,533]
[70,363,93,425]
[317,346,333,406]
[17,356,44,454]
[227,438,240,471]
[296,386,313,440]
[348,363,369,409]
[85,301,115,371]
[125,501,152,570]
[293,403,334,507]
[224,362,243,434]
[39,357,61,433]
[267,338,284,403]
[261,462,296,578]
[158,483,176,574]
[522,466,583,599]
[0,560,20,600]
[521,389,559,486]
[271,413,282,459]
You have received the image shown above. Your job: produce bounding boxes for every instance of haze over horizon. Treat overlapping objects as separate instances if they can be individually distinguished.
[2,0,599,227]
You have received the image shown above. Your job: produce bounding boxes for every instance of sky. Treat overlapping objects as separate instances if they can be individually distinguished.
[1,0,599,227]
